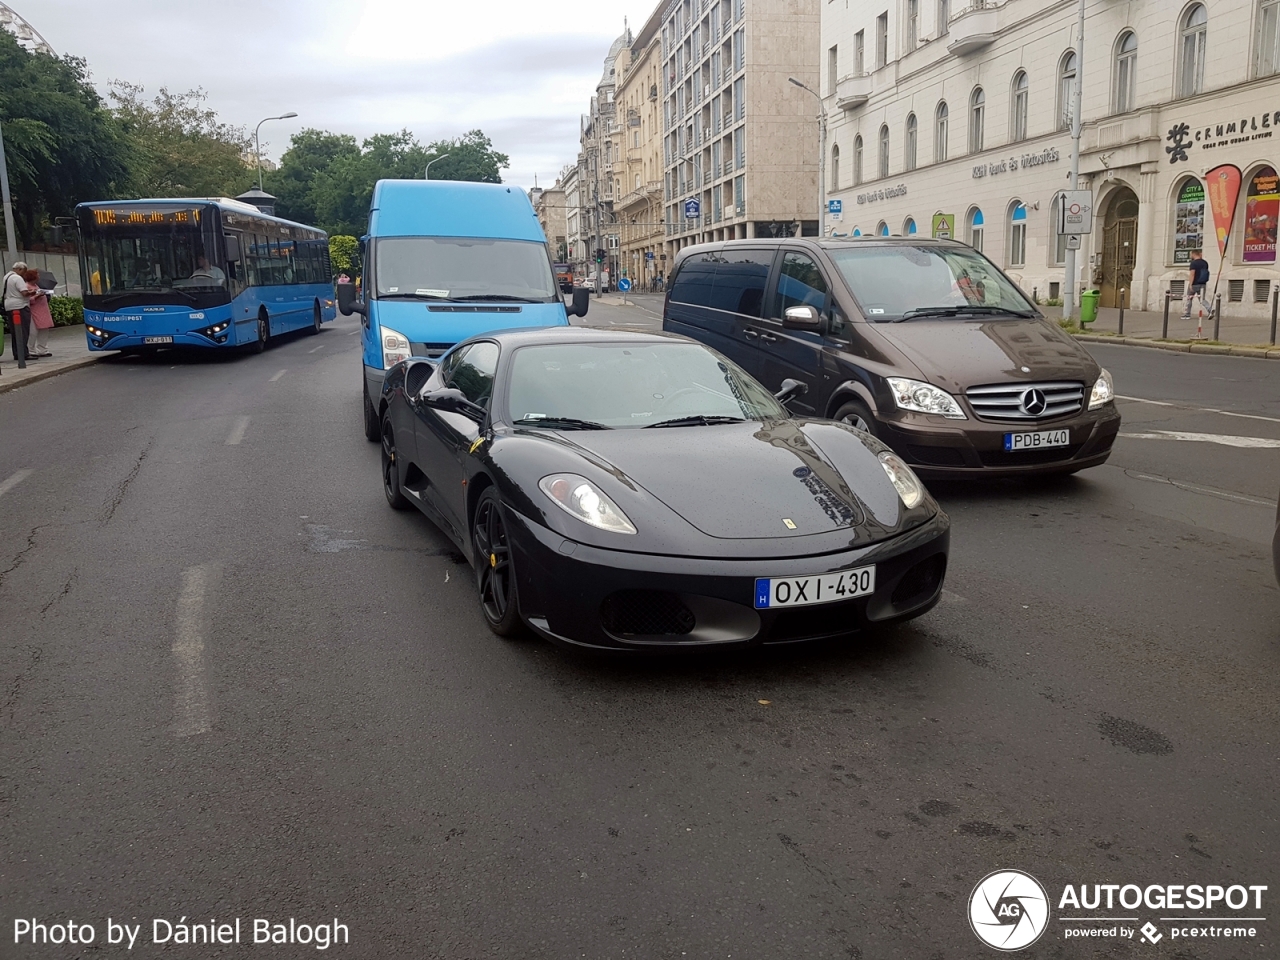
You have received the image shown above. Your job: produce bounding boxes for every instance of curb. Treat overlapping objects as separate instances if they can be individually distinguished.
[0,355,102,394]
[1073,333,1280,360]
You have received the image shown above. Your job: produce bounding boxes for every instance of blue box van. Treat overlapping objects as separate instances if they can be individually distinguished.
[338,179,589,439]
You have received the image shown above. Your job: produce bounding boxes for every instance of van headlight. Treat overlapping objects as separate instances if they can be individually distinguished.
[381,325,411,368]
[886,377,967,419]
[878,451,924,509]
[1088,368,1114,410]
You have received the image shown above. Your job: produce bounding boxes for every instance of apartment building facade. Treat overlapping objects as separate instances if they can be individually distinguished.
[615,10,668,289]
[576,28,634,286]
[824,0,1280,315]
[661,0,822,250]
[532,183,568,263]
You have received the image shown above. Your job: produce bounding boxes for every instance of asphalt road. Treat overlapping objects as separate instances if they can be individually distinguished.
[1,308,1277,959]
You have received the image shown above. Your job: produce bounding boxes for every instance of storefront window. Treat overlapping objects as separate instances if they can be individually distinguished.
[904,218,917,235]
[1172,177,1205,264]
[1243,166,1279,263]
[968,207,984,251]
[877,221,889,236]
[1008,203,1027,267]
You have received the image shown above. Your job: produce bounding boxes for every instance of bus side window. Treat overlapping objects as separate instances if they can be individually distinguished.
[305,241,319,284]
[245,235,258,286]
[321,242,333,283]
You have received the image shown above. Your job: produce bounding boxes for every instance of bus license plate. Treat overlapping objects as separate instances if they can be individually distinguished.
[1004,429,1069,451]
[754,565,875,609]
[144,336,173,344]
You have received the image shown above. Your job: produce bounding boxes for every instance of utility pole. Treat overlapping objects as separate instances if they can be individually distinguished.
[0,118,17,262]
[789,78,826,238]
[1062,0,1086,322]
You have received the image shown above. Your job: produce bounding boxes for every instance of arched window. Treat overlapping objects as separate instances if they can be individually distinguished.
[1260,0,1280,77]
[1179,4,1207,97]
[1058,51,1077,130]
[878,124,890,178]
[831,143,840,191]
[904,217,917,235]
[853,135,864,185]
[1011,70,1029,142]
[853,227,862,237]
[935,101,949,162]
[1008,202,1027,267]
[968,87,985,154]
[1114,31,1138,112]
[877,221,889,236]
[905,113,918,171]
[967,207,984,251]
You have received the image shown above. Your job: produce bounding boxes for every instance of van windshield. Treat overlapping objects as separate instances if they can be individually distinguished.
[374,237,557,302]
[828,245,1036,321]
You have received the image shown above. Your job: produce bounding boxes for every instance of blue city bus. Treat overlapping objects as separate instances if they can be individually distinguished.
[338,180,589,440]
[75,198,337,353]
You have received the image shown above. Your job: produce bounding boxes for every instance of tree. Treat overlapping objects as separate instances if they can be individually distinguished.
[0,30,131,245]
[266,128,360,227]
[108,83,252,199]
[328,235,360,275]
[424,130,509,183]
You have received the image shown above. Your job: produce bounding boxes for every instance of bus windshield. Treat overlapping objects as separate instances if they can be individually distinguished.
[374,237,557,302]
[79,206,229,309]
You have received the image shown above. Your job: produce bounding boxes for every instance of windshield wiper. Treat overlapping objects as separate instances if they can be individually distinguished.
[512,416,612,430]
[645,415,747,428]
[378,292,458,301]
[893,305,1036,322]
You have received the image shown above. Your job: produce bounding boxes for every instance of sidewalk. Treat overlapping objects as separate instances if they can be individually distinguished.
[1040,303,1280,358]
[0,324,99,394]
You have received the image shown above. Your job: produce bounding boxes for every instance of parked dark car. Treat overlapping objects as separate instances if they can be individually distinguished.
[379,326,950,651]
[662,237,1121,477]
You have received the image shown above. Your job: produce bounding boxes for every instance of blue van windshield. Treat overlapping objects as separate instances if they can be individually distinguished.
[374,237,557,302]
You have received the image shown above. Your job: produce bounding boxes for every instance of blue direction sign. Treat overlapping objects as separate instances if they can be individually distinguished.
[828,199,843,214]
[645,251,655,260]
[684,197,701,219]
[618,277,632,292]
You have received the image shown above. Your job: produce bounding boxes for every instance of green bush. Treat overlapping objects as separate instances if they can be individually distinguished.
[329,235,360,276]
[50,296,84,325]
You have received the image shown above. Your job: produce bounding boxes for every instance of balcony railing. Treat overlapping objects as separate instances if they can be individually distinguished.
[947,2,1001,56]
[835,73,873,111]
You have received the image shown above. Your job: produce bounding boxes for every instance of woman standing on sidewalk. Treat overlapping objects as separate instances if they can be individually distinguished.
[22,269,54,357]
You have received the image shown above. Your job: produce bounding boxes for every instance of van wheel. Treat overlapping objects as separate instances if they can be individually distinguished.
[834,399,877,437]
[363,380,382,442]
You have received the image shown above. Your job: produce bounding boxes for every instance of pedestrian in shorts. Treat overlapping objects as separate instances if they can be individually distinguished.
[1182,248,1210,320]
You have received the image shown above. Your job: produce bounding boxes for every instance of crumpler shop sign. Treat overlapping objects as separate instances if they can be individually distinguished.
[1166,110,1280,164]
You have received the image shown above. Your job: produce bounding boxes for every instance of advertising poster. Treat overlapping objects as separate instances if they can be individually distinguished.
[931,213,955,239]
[1243,166,1279,263]
[1172,179,1204,264]
[1204,164,1243,258]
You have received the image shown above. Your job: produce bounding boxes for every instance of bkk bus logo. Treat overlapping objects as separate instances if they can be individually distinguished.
[969,870,1050,951]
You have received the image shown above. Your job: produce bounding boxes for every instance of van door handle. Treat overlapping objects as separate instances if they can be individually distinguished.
[743,329,758,339]
[759,332,778,343]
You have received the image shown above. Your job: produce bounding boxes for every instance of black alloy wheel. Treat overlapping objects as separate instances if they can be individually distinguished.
[363,381,381,442]
[834,399,877,437]
[472,488,522,637]
[309,301,322,335]
[251,311,269,353]
[380,417,410,510]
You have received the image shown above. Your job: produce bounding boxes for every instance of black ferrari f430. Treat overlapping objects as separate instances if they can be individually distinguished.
[377,327,949,650]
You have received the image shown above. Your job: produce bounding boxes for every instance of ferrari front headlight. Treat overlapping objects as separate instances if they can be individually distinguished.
[539,474,637,535]
[878,451,924,509]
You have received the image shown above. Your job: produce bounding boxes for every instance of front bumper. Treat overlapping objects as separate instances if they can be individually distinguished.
[879,405,1121,478]
[504,506,950,651]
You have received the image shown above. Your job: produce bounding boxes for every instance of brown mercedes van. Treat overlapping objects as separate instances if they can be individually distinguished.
[662,237,1120,477]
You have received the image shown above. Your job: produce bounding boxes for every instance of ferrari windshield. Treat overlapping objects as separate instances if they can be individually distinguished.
[828,244,1036,321]
[506,342,786,428]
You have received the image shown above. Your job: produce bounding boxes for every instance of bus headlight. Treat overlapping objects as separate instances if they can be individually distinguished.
[381,325,412,368]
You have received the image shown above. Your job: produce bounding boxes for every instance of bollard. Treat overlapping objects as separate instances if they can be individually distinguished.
[1213,294,1221,342]
[1162,290,1171,339]
[1272,286,1278,346]
[1118,288,1126,336]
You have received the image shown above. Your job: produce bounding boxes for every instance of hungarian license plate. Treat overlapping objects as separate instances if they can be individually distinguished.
[754,565,875,609]
[144,336,173,344]
[1004,429,1069,451]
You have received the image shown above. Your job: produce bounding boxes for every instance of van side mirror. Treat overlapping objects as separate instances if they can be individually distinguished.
[567,287,590,318]
[774,378,808,405]
[336,282,365,316]
[783,304,822,331]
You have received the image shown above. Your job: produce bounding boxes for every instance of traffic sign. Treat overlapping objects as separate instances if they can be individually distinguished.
[1058,190,1094,235]
[645,251,655,260]
[684,197,701,219]
[618,277,632,292]
[827,199,843,214]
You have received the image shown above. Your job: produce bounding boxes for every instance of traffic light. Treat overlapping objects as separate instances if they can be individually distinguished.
[595,249,605,263]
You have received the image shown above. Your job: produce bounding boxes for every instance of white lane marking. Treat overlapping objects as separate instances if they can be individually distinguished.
[0,468,33,498]
[173,564,215,737]
[1121,429,1280,449]
[346,329,360,336]
[225,416,250,445]
[269,369,287,382]
[308,344,325,353]
[1118,394,1280,424]
[1123,470,1277,507]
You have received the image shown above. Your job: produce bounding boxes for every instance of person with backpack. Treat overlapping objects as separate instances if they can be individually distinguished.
[1182,248,1211,321]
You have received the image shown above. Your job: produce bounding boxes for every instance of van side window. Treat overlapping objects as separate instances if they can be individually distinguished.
[668,253,718,307]
[709,249,772,317]
[776,252,829,315]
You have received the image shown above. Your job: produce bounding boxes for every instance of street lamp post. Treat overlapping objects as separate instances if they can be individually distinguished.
[254,112,298,192]
[789,77,826,239]
[1062,0,1086,323]
[425,154,450,179]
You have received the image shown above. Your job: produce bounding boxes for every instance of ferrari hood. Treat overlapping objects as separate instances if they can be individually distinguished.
[553,419,903,541]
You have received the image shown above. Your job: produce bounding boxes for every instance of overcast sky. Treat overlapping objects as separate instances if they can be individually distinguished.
[28,0,651,189]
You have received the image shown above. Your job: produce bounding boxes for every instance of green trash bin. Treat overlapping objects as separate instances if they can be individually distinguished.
[1079,289,1100,325]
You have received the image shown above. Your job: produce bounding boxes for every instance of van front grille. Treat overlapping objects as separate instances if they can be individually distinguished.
[966,381,1084,421]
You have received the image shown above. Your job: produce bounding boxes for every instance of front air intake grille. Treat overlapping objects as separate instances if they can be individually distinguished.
[601,591,696,637]
[966,381,1084,421]
[891,555,947,608]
